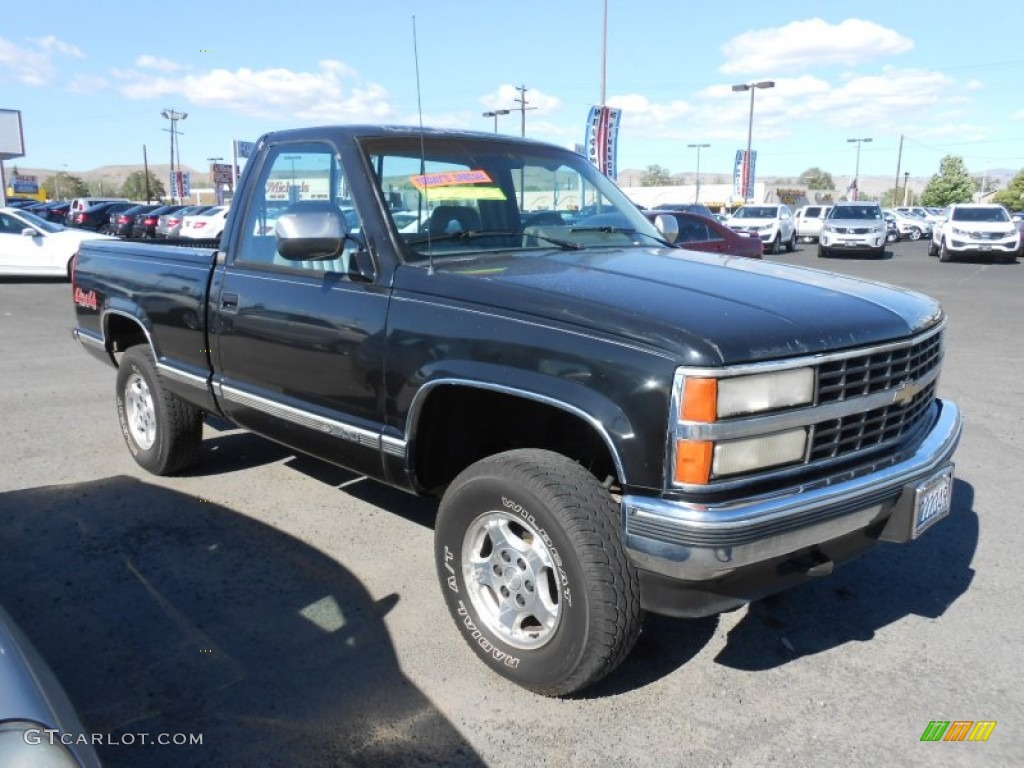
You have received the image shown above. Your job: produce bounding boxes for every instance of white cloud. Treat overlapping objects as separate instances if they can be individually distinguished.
[481,84,562,115]
[118,59,396,122]
[135,55,182,73]
[0,35,84,86]
[720,18,913,74]
[67,73,108,94]
[1011,109,1024,120]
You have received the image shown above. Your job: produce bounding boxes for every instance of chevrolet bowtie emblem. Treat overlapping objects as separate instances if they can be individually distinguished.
[892,379,922,406]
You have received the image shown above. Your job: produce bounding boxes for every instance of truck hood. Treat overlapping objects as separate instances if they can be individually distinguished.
[395,247,942,366]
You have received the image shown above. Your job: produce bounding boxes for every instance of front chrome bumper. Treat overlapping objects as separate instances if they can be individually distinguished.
[622,399,961,583]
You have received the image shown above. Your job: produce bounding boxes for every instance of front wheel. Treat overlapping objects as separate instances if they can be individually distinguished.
[785,231,796,252]
[769,234,781,255]
[817,245,828,258]
[927,239,938,257]
[939,240,954,262]
[434,449,641,696]
[115,346,203,475]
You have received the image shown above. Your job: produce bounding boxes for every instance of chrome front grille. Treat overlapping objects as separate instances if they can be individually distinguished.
[810,381,936,460]
[817,329,943,403]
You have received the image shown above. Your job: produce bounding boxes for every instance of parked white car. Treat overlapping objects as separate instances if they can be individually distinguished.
[896,206,944,225]
[726,204,796,254]
[794,204,832,243]
[818,201,887,258]
[180,206,229,239]
[928,203,1019,263]
[0,207,112,278]
[883,208,932,241]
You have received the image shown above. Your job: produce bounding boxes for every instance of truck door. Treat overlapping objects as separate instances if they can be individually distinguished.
[210,141,390,478]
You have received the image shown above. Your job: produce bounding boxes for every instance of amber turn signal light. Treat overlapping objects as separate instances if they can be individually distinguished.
[681,378,717,422]
[675,440,712,485]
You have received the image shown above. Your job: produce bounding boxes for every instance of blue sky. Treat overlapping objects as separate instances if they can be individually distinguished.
[2,0,1022,181]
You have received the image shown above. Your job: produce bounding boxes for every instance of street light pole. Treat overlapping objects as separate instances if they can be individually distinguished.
[161,108,188,203]
[482,109,510,133]
[687,143,710,203]
[846,137,872,199]
[731,81,774,202]
[208,156,223,205]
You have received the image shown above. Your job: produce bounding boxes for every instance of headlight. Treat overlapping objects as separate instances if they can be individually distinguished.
[952,227,967,236]
[823,224,836,233]
[0,722,79,768]
[673,367,816,484]
[713,429,808,476]
[682,368,815,421]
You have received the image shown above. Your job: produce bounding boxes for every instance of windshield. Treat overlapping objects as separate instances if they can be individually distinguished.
[829,206,881,220]
[952,207,1009,223]
[360,135,664,261]
[14,209,63,233]
[733,206,777,219]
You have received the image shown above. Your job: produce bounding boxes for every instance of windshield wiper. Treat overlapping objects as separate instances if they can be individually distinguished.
[410,229,584,251]
[569,226,672,247]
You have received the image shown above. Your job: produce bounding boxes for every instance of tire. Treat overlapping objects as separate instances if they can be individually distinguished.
[786,231,796,252]
[434,449,641,697]
[817,245,828,258]
[908,226,922,241]
[115,346,203,475]
[769,234,781,255]
[939,240,954,263]
[927,239,938,257]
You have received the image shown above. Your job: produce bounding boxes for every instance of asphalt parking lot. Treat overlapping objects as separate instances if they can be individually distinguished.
[0,239,1020,767]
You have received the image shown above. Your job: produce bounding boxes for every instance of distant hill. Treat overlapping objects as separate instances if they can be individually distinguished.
[7,164,209,193]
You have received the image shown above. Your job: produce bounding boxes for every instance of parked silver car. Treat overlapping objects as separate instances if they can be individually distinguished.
[0,603,100,767]
[818,201,887,258]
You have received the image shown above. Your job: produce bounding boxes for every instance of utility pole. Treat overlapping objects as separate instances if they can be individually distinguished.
[688,144,710,203]
[893,134,903,209]
[143,144,151,202]
[903,172,910,206]
[513,84,537,137]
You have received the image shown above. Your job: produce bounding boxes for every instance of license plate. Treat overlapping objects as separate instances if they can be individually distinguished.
[979,246,992,251]
[912,466,954,538]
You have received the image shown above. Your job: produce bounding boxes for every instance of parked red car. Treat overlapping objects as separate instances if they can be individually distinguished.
[643,210,763,259]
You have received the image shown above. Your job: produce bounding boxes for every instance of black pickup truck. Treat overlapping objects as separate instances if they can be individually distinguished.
[72,126,962,696]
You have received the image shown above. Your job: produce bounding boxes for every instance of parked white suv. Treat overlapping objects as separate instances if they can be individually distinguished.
[794,204,832,243]
[928,203,1019,263]
[727,204,796,254]
[818,201,887,258]
[883,208,932,241]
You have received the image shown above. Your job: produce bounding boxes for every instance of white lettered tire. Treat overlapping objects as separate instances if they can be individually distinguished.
[434,449,641,696]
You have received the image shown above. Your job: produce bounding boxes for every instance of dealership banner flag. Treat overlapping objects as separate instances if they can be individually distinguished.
[585,106,622,180]
[733,149,757,199]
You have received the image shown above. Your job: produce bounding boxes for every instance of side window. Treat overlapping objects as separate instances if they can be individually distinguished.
[0,213,23,234]
[235,142,356,274]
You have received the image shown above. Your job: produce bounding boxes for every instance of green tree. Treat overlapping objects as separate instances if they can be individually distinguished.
[42,173,89,200]
[799,167,835,190]
[640,164,674,187]
[120,171,165,201]
[880,187,917,207]
[920,155,975,207]
[992,168,1024,210]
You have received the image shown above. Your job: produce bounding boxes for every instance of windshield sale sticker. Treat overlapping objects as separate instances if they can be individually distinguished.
[411,170,492,189]
[421,187,507,201]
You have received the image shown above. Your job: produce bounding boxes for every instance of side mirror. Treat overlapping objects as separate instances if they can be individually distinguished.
[653,214,679,244]
[275,203,348,261]
[21,228,39,237]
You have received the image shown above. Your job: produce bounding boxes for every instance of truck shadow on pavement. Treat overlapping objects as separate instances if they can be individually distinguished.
[714,479,977,671]
[0,477,484,768]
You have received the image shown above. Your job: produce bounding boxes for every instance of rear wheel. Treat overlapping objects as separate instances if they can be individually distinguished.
[908,226,922,241]
[115,346,203,475]
[434,449,641,696]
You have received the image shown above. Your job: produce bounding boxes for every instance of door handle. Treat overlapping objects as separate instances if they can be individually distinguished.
[220,292,239,312]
